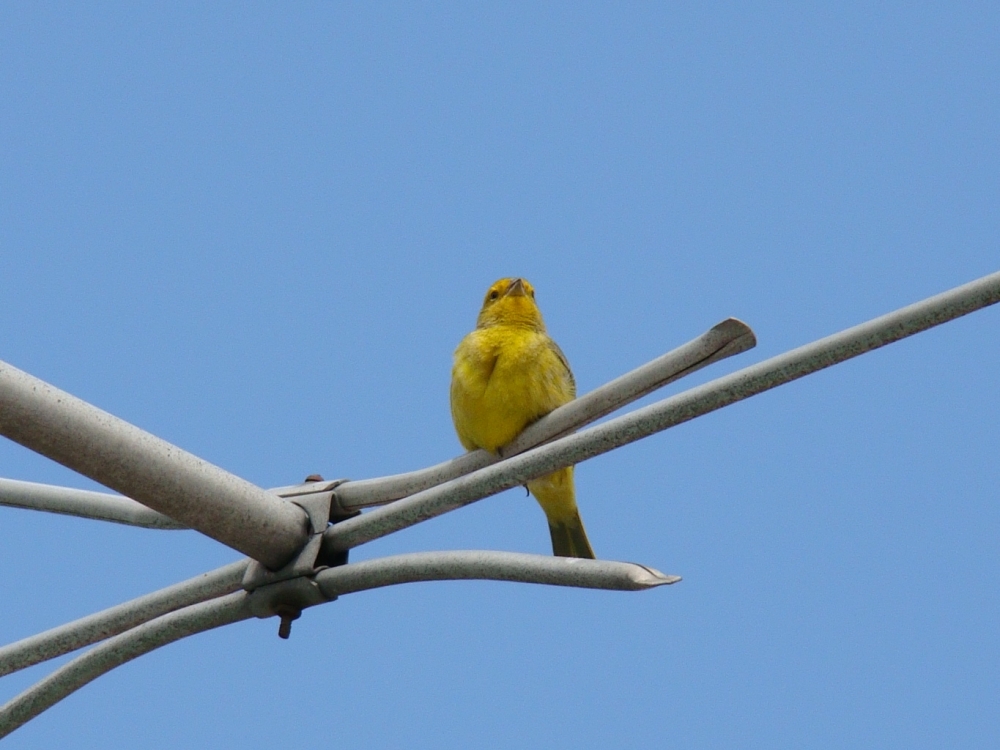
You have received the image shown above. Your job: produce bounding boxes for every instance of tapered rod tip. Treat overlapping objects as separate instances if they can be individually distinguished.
[710,318,757,355]
[711,317,752,336]
[628,565,682,588]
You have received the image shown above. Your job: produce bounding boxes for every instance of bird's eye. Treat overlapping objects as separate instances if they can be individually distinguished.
[488,290,500,301]
[529,290,535,298]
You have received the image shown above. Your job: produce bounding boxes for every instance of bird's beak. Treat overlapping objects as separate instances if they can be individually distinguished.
[505,278,527,297]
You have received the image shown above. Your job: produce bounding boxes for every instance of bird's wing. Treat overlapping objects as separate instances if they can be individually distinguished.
[548,339,576,399]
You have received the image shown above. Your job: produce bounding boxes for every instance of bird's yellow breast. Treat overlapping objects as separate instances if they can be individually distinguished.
[450,325,574,453]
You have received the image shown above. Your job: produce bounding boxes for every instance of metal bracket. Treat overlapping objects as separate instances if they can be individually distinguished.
[242,477,356,638]
[272,476,359,521]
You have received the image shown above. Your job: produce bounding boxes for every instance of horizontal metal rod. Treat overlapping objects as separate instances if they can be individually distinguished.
[0,550,677,736]
[0,478,186,530]
[0,477,336,530]
[334,318,755,509]
[0,549,674,682]
[315,551,680,597]
[0,361,308,569]
[324,269,1000,553]
[0,560,248,677]
[0,592,253,740]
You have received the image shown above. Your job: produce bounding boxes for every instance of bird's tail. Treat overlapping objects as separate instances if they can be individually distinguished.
[527,466,596,559]
[547,510,596,559]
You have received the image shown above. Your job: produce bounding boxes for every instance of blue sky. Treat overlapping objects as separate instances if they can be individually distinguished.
[1,3,998,748]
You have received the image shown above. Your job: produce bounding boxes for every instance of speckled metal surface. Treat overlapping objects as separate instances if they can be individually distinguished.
[0,560,248,677]
[325,270,1000,553]
[334,317,755,510]
[2,270,998,737]
[316,550,680,597]
[0,361,308,568]
[0,592,252,739]
[0,477,186,529]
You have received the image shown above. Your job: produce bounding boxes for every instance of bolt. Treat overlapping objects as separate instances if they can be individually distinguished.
[273,604,301,639]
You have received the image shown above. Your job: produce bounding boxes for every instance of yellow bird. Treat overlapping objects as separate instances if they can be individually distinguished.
[450,277,595,559]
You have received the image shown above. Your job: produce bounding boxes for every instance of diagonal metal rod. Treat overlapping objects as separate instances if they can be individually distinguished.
[0,362,308,569]
[0,592,253,740]
[0,319,754,528]
[0,560,248,677]
[2,270,997,735]
[323,269,1000,554]
[0,552,677,738]
[332,318,755,509]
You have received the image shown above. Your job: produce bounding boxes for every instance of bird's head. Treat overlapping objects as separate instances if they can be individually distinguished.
[475,277,545,330]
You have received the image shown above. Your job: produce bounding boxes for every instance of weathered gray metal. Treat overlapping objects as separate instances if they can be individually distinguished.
[0,477,186,529]
[0,560,248,677]
[0,477,343,531]
[0,362,308,569]
[0,319,754,528]
[333,318,755,509]
[323,269,1000,553]
[0,552,677,738]
[0,592,252,739]
[315,551,680,596]
[2,270,998,738]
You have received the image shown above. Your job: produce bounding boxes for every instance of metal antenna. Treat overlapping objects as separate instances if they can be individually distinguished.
[1,270,998,738]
